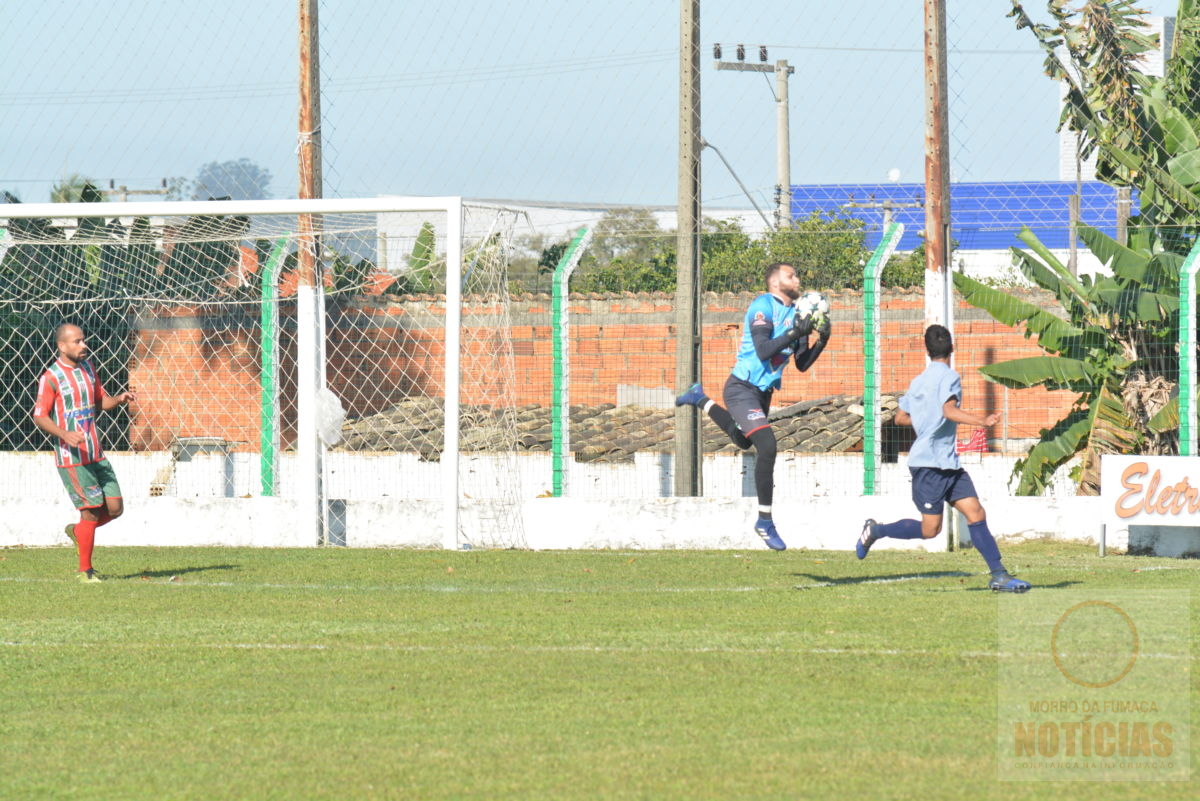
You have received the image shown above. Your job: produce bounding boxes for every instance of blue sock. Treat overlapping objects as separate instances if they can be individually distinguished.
[876,519,923,540]
[968,520,1005,574]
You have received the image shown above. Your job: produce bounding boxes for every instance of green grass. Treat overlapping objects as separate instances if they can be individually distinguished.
[1,542,1195,800]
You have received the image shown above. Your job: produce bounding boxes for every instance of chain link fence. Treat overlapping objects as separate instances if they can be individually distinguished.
[1,1,1194,513]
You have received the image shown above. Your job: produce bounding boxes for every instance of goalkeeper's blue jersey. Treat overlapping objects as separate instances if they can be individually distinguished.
[731,293,798,391]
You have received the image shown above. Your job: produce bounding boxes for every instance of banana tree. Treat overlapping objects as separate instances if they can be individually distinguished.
[1010,1,1200,244]
[954,223,1180,495]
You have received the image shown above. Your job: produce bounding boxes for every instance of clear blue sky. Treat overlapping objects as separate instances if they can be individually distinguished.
[0,1,1183,209]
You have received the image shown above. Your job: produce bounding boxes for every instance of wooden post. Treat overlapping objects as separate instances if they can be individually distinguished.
[297,0,325,543]
[923,0,951,329]
[298,0,323,279]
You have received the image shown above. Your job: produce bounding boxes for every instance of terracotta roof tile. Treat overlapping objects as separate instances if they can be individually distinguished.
[338,393,900,463]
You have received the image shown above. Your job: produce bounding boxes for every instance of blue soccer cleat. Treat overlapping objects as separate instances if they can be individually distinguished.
[856,519,878,560]
[675,382,708,408]
[989,572,1031,593]
[754,518,787,551]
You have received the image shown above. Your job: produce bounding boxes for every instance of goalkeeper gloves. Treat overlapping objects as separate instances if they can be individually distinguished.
[816,313,832,342]
[790,314,814,341]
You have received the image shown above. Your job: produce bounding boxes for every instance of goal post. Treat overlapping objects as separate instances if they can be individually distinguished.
[0,196,525,549]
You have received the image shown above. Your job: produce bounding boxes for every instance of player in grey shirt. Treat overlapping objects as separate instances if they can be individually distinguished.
[855,324,1030,592]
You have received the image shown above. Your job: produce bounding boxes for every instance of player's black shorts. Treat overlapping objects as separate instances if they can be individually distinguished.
[722,375,773,436]
[909,466,978,515]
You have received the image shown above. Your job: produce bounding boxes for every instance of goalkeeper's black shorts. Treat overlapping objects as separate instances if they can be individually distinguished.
[722,375,773,437]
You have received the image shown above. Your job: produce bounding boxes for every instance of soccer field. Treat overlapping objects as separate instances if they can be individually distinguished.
[1,542,1194,800]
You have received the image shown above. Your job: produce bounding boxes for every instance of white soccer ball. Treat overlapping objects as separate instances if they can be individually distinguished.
[796,291,830,320]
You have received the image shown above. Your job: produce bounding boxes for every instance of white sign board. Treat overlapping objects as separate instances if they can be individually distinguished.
[1101,455,1200,557]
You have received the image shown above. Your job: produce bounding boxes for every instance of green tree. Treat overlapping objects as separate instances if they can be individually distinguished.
[578,207,671,271]
[763,211,869,289]
[1010,1,1200,246]
[568,208,870,294]
[168,211,250,299]
[50,174,102,204]
[881,242,927,288]
[504,234,567,294]
[699,217,767,293]
[163,176,190,201]
[1166,0,1200,120]
[572,250,676,293]
[191,158,272,201]
[954,224,1178,495]
[0,196,135,452]
[976,1,1200,495]
[572,208,675,292]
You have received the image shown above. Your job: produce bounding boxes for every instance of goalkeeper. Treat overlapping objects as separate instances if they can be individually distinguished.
[675,262,830,550]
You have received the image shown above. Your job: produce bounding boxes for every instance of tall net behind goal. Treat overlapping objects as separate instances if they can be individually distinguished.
[0,198,526,549]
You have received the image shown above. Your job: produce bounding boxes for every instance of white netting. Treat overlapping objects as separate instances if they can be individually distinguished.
[0,201,526,547]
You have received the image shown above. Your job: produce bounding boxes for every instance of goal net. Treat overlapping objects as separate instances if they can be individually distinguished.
[0,197,526,549]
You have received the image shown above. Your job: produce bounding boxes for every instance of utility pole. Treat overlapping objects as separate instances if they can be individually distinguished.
[774,58,792,226]
[298,0,323,217]
[674,0,702,497]
[1116,186,1131,246]
[101,179,172,203]
[297,0,326,543]
[842,193,924,229]
[923,0,951,330]
[714,44,795,227]
[1068,131,1083,276]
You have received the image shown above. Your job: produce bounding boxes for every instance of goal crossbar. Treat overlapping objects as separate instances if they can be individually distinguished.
[0,196,464,221]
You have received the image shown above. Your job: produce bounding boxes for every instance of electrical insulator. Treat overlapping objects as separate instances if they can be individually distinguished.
[713,43,721,60]
[759,46,768,62]
[736,44,745,61]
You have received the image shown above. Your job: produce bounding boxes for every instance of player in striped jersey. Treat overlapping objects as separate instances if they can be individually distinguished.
[31,324,137,583]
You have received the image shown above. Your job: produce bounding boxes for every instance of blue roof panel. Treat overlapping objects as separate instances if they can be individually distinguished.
[789,181,1132,251]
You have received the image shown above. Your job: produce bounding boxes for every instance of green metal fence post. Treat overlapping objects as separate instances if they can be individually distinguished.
[259,237,289,496]
[862,221,904,495]
[551,228,593,497]
[1179,238,1200,455]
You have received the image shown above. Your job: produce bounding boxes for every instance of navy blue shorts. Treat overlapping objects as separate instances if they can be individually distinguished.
[909,467,978,515]
[722,375,772,436]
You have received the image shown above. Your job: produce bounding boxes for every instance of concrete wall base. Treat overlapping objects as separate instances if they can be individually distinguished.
[0,494,1123,552]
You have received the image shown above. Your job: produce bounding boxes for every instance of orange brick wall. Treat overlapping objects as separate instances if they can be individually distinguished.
[128,306,298,451]
[126,292,1076,449]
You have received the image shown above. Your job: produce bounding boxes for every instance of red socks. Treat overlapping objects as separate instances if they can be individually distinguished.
[74,508,113,573]
[74,520,98,572]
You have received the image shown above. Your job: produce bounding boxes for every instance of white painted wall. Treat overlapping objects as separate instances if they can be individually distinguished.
[1,450,1112,551]
[956,248,1108,284]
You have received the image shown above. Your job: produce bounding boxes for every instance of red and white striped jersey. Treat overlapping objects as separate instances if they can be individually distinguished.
[956,427,989,455]
[32,358,107,467]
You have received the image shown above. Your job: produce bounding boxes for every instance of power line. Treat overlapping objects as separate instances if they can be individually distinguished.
[757,43,1040,55]
[0,50,678,108]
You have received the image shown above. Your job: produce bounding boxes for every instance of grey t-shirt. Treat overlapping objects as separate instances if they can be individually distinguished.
[899,360,962,469]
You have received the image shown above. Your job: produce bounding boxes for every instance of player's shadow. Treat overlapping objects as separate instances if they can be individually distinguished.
[792,570,975,588]
[114,564,239,580]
